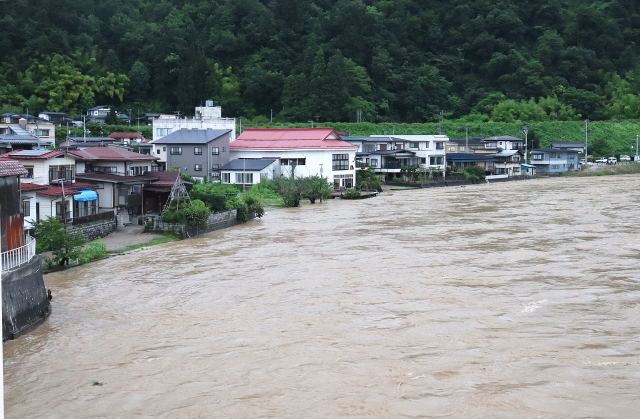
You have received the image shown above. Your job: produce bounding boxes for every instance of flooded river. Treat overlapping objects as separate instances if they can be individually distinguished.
[5,175,640,418]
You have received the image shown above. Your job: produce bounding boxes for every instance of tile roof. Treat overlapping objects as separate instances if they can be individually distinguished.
[232,128,357,150]
[20,182,49,191]
[151,129,231,145]
[76,172,159,183]
[68,146,158,161]
[109,132,144,139]
[36,185,83,197]
[0,160,27,177]
[144,171,178,186]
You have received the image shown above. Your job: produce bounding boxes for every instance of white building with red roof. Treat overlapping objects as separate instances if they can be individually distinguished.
[230,128,358,189]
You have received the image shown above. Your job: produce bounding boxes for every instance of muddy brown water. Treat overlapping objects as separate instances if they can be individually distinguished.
[5,176,640,418]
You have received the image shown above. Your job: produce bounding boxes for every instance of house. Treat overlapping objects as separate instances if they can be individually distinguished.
[38,112,72,126]
[69,146,161,225]
[481,136,525,154]
[152,103,236,142]
[370,134,448,169]
[231,128,358,189]
[446,153,495,173]
[140,171,180,215]
[0,113,55,144]
[490,150,524,176]
[220,158,279,186]
[109,132,145,145]
[530,148,580,174]
[446,137,486,154]
[0,159,50,340]
[150,128,232,181]
[549,142,586,154]
[0,133,50,155]
[86,105,110,124]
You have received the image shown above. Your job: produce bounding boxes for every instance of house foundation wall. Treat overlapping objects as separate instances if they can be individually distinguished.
[149,210,245,238]
[68,219,117,241]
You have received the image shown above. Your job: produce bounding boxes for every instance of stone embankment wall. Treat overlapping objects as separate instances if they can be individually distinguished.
[149,210,242,238]
[68,219,117,241]
[2,255,51,341]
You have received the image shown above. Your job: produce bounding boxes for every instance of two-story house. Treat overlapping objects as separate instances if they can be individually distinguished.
[150,129,232,182]
[86,105,111,124]
[490,150,524,176]
[371,134,449,169]
[152,103,237,142]
[481,136,525,155]
[530,148,580,174]
[0,113,55,144]
[230,128,358,189]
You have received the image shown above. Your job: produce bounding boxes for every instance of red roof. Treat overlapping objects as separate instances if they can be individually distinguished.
[146,171,178,186]
[231,128,358,150]
[0,160,27,177]
[20,182,49,192]
[68,146,158,161]
[109,132,145,139]
[36,185,82,197]
[71,181,98,190]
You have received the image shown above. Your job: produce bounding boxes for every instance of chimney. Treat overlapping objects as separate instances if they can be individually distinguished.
[18,118,27,129]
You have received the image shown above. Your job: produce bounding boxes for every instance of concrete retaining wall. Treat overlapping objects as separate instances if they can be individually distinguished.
[68,219,117,241]
[2,255,51,341]
[149,210,245,239]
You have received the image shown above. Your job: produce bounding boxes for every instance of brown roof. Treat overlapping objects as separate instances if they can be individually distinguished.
[70,181,98,190]
[68,146,158,162]
[4,150,67,160]
[146,171,178,186]
[109,132,145,139]
[76,172,159,183]
[0,160,27,177]
[20,182,49,191]
[37,185,82,198]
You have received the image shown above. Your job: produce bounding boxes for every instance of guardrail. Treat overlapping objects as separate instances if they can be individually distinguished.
[1,235,36,272]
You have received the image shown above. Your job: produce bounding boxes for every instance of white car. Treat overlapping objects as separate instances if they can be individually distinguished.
[595,157,607,163]
[607,157,617,164]
[620,155,631,161]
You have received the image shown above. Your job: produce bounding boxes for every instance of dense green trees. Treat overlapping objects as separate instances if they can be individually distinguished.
[2,0,640,123]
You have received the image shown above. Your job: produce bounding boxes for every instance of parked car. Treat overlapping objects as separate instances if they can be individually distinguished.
[607,157,617,164]
[595,157,608,163]
[620,155,631,161]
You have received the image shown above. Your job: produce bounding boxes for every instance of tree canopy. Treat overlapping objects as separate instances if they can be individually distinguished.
[2,0,640,123]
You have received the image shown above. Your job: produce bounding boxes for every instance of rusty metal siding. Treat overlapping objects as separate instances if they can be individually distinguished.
[0,176,25,252]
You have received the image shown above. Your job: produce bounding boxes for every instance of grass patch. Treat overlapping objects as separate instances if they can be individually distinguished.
[113,234,180,253]
[562,164,640,177]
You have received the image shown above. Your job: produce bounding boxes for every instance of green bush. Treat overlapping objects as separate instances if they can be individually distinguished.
[190,182,239,212]
[161,198,211,228]
[78,240,107,264]
[341,189,361,199]
[356,168,383,191]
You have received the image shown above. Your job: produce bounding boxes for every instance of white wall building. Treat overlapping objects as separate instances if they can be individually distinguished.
[371,134,449,169]
[152,103,236,148]
[230,128,358,189]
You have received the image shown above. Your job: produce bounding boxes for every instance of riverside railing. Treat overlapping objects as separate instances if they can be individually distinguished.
[1,235,36,272]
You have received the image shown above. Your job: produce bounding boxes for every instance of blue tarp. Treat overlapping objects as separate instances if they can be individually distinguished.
[73,190,97,201]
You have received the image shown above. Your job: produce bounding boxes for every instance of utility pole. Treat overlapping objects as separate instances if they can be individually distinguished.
[438,110,444,135]
[83,114,87,143]
[270,109,273,124]
[520,125,528,163]
[128,108,132,126]
[583,119,589,162]
[465,124,469,152]
[636,134,639,162]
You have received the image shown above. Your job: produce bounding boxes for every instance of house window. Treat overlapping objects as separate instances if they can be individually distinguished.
[332,154,349,171]
[221,173,230,183]
[34,129,49,137]
[281,158,306,166]
[235,173,253,184]
[460,146,465,152]
[22,166,34,178]
[95,166,117,174]
[55,200,70,221]
[363,144,375,152]
[487,162,494,169]
[129,166,146,175]
[211,164,220,171]
[409,142,419,149]
[420,158,426,164]
[22,200,30,217]
[424,142,430,148]
[170,147,182,155]
[436,142,444,150]
[449,146,456,152]
[210,171,220,180]
[371,159,378,167]
[163,146,166,151]
[212,147,219,155]
[223,146,226,152]
[429,157,444,165]
[532,154,543,160]
[495,168,507,174]
[157,128,172,136]
[49,165,74,182]
[194,164,202,171]
[379,144,387,151]
[194,147,202,155]
[551,165,560,169]
[395,143,403,150]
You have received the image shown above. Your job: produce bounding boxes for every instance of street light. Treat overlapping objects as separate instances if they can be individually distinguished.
[520,125,528,163]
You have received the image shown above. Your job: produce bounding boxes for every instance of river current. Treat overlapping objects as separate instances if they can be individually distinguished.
[4,175,640,418]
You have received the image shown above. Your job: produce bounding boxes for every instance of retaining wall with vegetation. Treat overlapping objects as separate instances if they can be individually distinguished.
[148,210,242,238]
[68,219,117,241]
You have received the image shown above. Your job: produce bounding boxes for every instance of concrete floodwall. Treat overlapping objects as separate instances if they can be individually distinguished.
[149,210,243,239]
[2,255,51,341]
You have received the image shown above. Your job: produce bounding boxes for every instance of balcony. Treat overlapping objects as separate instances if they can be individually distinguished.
[355,162,370,168]
[1,235,36,272]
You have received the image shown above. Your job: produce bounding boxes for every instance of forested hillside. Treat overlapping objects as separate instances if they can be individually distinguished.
[2,0,640,124]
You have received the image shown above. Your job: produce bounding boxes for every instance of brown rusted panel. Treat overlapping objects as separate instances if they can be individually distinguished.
[6,214,24,251]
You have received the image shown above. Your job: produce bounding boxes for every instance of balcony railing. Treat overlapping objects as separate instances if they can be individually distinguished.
[1,235,36,272]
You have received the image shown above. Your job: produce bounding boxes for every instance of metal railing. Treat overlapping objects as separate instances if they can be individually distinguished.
[1,235,36,272]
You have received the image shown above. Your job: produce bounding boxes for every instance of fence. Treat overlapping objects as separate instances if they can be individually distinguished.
[71,211,115,226]
[1,235,36,272]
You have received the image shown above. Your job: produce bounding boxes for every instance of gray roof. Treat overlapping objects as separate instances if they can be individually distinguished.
[152,129,232,145]
[11,149,51,157]
[549,142,585,147]
[532,148,580,153]
[446,153,494,162]
[68,137,117,142]
[220,159,276,171]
